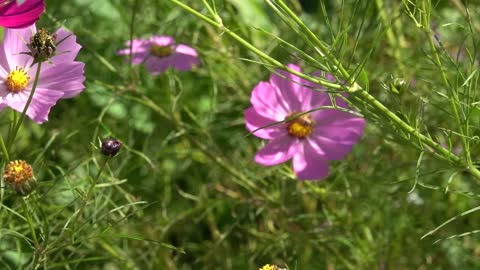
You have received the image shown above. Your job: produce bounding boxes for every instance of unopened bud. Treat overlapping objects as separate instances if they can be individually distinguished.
[101,139,122,157]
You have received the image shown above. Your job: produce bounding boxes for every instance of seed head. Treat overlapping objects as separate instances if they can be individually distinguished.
[27,28,57,63]
[3,160,37,196]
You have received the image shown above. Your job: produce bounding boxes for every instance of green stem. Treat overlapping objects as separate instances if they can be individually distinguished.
[22,197,39,244]
[170,0,480,180]
[169,0,341,90]
[128,0,140,72]
[420,0,470,165]
[75,157,110,225]
[0,135,10,161]
[47,157,110,251]
[8,61,43,148]
[375,0,405,73]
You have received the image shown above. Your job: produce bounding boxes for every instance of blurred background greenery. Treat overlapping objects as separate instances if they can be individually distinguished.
[2,0,480,269]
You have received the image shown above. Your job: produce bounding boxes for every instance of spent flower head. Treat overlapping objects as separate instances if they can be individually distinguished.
[0,24,85,123]
[117,35,199,75]
[245,64,366,180]
[27,27,57,63]
[0,0,44,29]
[3,159,36,196]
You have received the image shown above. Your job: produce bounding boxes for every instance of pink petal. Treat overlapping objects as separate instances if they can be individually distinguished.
[35,61,85,98]
[169,44,199,70]
[250,81,290,120]
[3,26,35,69]
[292,141,329,180]
[299,72,335,111]
[2,88,63,123]
[0,0,44,29]
[144,48,199,74]
[144,56,169,75]
[308,134,355,161]
[245,107,287,139]
[116,38,150,64]
[315,117,366,141]
[150,36,174,46]
[175,44,198,57]
[254,135,298,166]
[310,97,350,124]
[51,28,82,63]
[269,63,302,111]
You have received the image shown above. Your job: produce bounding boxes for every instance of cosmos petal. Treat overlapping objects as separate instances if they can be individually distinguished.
[52,28,82,63]
[255,136,298,166]
[250,81,290,120]
[36,62,85,98]
[0,0,44,29]
[117,36,199,74]
[3,25,34,69]
[292,141,330,180]
[269,64,302,111]
[245,107,288,139]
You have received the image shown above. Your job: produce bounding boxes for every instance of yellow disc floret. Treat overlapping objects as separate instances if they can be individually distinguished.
[259,264,278,270]
[286,113,315,139]
[5,67,29,93]
[150,44,173,58]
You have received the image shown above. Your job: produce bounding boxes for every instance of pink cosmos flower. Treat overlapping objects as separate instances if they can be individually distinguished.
[0,25,85,123]
[0,0,44,29]
[245,64,366,180]
[117,36,199,75]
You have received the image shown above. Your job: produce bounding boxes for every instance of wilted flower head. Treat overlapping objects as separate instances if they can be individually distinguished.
[3,160,37,196]
[0,24,85,123]
[0,0,45,29]
[245,64,366,180]
[27,27,57,63]
[117,36,199,75]
[101,138,122,157]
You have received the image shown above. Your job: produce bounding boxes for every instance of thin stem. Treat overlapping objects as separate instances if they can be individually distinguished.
[8,61,42,148]
[0,135,10,161]
[169,0,341,90]
[47,157,110,251]
[128,0,140,72]
[22,197,38,244]
[169,0,480,180]
[375,0,405,73]
[420,0,470,165]
[75,157,110,225]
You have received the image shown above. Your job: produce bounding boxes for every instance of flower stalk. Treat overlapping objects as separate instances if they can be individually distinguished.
[8,61,42,148]
[169,0,480,180]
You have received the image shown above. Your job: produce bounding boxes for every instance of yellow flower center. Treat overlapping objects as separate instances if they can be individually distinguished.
[286,113,315,139]
[259,264,278,270]
[5,68,29,93]
[3,160,33,184]
[150,44,173,58]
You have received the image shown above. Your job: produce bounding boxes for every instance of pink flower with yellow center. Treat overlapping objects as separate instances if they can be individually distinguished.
[0,25,85,123]
[0,0,44,29]
[245,64,366,180]
[117,36,199,75]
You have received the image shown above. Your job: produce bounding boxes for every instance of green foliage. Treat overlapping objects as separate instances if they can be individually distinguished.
[2,0,480,269]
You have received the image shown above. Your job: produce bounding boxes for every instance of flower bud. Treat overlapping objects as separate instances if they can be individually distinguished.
[3,160,37,196]
[101,139,122,157]
[27,28,57,63]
